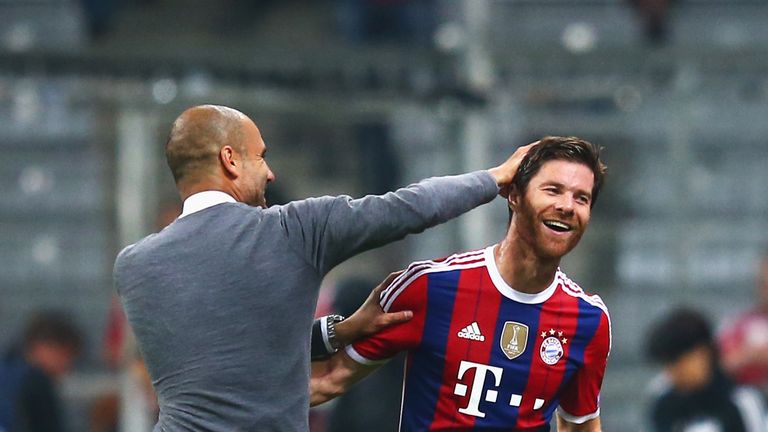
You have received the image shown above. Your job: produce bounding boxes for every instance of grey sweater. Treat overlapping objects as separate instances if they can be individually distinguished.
[113,171,498,431]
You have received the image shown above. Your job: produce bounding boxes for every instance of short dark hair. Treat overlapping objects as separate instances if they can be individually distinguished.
[513,136,607,207]
[23,311,82,354]
[646,307,713,365]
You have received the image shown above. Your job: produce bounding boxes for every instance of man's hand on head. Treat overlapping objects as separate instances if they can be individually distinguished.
[488,141,538,199]
[334,271,412,346]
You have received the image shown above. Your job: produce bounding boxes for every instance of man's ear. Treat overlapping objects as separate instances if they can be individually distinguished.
[220,145,239,178]
[507,185,520,211]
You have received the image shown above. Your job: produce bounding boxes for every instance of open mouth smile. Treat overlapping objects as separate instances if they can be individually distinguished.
[543,220,573,233]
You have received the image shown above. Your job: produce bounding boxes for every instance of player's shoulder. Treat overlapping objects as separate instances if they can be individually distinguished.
[379,248,487,311]
[555,269,609,317]
[399,248,488,282]
[403,248,488,276]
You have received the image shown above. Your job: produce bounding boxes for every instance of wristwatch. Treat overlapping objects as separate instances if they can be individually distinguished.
[325,314,346,352]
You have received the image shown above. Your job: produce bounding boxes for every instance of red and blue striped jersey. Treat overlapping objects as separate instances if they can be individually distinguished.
[348,247,611,431]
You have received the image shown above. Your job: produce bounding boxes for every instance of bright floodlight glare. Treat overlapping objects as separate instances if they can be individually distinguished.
[561,22,597,54]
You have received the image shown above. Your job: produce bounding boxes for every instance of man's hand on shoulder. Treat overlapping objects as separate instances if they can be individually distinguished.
[335,271,412,345]
[488,141,538,198]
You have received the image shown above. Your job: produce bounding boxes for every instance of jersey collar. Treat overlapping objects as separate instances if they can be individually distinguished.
[483,246,559,304]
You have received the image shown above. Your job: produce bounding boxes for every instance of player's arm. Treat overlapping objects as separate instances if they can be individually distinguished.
[312,265,427,404]
[556,414,602,432]
[310,350,381,406]
[557,308,611,431]
[311,272,411,361]
[335,271,411,345]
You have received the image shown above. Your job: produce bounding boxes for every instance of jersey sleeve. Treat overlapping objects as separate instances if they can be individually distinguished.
[557,310,611,424]
[347,263,430,365]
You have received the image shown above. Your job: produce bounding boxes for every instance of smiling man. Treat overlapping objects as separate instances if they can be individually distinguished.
[311,136,611,432]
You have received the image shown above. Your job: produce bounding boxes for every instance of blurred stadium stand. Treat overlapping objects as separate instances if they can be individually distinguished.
[1,0,768,430]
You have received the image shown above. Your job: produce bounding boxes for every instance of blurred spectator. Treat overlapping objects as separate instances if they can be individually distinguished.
[719,254,768,394]
[324,278,403,432]
[0,311,82,432]
[645,307,767,432]
[627,0,676,46]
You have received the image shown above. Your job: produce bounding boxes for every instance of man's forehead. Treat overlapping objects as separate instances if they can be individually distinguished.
[532,160,594,185]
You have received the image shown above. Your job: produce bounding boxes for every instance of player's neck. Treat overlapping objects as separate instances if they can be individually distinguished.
[493,239,559,294]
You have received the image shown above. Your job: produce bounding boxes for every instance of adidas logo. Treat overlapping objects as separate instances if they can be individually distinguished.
[457,322,485,341]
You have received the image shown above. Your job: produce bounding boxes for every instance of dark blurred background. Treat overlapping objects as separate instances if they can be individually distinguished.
[1,0,768,430]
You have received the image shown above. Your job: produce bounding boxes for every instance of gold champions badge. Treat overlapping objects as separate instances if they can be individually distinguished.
[500,321,529,360]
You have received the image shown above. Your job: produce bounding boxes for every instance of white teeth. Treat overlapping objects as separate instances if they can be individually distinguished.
[544,221,571,231]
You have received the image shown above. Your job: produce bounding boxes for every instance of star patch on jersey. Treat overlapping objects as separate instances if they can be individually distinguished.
[539,328,567,365]
[500,321,528,360]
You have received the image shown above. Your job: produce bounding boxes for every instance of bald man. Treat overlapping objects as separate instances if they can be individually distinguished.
[113,105,530,431]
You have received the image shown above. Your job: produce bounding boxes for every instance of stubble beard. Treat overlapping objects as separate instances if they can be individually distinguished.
[516,205,583,262]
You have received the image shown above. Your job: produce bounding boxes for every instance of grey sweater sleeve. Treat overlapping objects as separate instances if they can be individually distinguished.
[279,170,498,275]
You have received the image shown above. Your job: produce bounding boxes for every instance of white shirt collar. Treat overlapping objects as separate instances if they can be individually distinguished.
[179,191,237,219]
[483,246,559,304]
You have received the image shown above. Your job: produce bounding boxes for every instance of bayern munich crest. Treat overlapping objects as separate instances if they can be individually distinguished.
[539,329,567,365]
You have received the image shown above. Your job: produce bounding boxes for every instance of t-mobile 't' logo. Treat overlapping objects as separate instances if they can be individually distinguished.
[453,360,548,418]
[453,360,504,418]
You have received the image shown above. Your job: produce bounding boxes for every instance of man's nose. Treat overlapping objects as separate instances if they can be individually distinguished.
[555,194,574,214]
